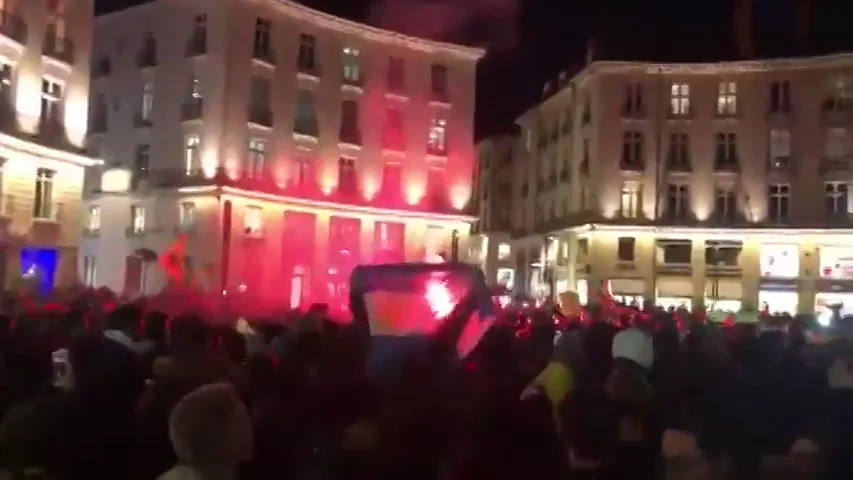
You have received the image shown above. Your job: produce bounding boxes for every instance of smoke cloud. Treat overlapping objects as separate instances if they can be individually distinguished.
[368,0,519,49]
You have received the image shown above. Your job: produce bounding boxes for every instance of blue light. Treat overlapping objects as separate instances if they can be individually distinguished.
[20,248,58,295]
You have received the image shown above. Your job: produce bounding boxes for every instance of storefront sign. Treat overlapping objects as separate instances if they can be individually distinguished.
[704,279,742,299]
[820,247,853,279]
[656,277,694,298]
[758,279,798,291]
[760,244,799,278]
[816,279,853,292]
[609,278,645,295]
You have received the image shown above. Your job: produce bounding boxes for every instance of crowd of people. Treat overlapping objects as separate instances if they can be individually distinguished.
[0,285,850,479]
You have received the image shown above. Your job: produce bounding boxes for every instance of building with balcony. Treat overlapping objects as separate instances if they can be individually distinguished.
[83,0,484,308]
[0,0,99,292]
[476,52,853,316]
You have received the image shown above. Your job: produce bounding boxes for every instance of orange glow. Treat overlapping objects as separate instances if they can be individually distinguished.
[320,174,336,195]
[425,279,455,319]
[406,184,425,205]
[274,165,288,188]
[0,130,100,167]
[362,177,378,201]
[450,185,470,210]
[225,156,240,180]
[179,185,475,224]
[202,150,218,178]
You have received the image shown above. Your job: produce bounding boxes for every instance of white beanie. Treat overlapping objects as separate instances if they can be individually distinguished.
[612,328,654,370]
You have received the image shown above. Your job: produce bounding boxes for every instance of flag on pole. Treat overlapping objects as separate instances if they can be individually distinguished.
[351,263,494,381]
[160,234,187,284]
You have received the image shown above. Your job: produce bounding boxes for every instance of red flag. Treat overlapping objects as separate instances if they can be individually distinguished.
[160,235,187,283]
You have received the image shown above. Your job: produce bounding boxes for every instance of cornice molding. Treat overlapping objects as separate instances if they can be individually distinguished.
[596,53,853,76]
[265,0,485,61]
[526,53,853,120]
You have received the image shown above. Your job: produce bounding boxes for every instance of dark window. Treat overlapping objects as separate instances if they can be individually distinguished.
[617,237,635,262]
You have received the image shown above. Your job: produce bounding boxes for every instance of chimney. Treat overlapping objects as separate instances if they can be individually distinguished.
[796,0,810,51]
[733,0,754,59]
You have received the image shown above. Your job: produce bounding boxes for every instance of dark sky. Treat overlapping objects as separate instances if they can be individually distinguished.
[97,0,852,140]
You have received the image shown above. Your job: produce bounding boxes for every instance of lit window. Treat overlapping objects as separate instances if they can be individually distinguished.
[184,134,201,174]
[40,78,63,123]
[619,181,640,218]
[247,138,266,178]
[767,183,790,223]
[669,83,689,116]
[717,81,737,116]
[33,168,55,219]
[179,202,195,226]
[88,205,101,230]
[498,243,511,260]
[427,117,447,155]
[342,47,360,84]
[244,205,262,232]
[131,205,146,233]
[141,80,154,119]
[825,182,848,215]
[190,77,202,100]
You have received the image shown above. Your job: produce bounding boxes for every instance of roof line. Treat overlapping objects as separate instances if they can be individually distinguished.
[96,0,485,61]
[266,0,484,60]
[517,51,853,122]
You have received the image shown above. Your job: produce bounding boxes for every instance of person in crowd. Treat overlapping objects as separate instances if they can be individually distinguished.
[158,383,252,480]
[104,304,143,350]
[0,332,144,478]
[0,281,847,480]
[558,327,658,479]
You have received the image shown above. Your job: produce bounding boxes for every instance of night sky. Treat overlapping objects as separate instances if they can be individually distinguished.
[96,0,852,140]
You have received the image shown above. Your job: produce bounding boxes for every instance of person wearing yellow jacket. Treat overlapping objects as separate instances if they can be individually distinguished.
[521,324,585,409]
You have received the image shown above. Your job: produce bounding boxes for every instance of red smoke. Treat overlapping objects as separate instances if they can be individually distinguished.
[368,0,518,49]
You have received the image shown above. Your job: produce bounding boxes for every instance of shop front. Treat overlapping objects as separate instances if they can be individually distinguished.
[704,278,742,312]
[656,277,694,311]
[576,278,589,305]
[609,278,645,306]
[815,279,853,324]
[496,268,515,290]
[758,243,800,314]
[816,246,853,323]
[758,280,799,315]
[820,246,853,279]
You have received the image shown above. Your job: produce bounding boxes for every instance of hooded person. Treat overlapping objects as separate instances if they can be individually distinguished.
[158,383,253,480]
[558,327,658,479]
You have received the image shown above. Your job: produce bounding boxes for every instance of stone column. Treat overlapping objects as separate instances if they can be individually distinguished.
[313,212,330,305]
